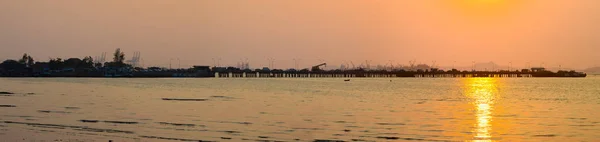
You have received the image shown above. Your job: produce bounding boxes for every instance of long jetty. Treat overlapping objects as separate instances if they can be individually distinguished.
[214,70,585,78]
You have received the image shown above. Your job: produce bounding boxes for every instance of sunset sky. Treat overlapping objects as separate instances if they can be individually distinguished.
[1,0,599,69]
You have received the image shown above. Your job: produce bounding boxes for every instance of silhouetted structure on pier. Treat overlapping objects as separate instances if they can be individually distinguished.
[213,67,586,78]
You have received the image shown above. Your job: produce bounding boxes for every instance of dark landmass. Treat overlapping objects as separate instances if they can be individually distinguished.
[0,49,586,78]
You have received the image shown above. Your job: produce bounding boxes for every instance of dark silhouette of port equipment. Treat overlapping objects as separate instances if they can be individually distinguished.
[311,63,327,72]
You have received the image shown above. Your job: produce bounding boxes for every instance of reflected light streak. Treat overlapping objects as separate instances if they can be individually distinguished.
[465,78,498,141]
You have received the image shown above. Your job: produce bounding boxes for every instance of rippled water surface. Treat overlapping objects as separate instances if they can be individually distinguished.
[1,77,600,141]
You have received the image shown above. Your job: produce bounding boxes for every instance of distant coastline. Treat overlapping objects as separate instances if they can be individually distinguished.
[0,49,587,78]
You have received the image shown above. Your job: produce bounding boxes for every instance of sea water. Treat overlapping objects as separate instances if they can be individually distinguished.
[1,77,599,141]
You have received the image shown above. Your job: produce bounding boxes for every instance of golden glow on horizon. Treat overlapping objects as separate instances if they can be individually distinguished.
[445,0,519,18]
[458,0,507,9]
[465,78,498,141]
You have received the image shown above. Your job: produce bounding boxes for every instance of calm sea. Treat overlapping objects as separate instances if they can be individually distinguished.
[1,77,600,142]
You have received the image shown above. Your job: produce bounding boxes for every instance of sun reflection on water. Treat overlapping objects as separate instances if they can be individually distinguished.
[465,78,498,141]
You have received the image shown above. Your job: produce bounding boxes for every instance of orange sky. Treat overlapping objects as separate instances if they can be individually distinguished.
[0,0,599,69]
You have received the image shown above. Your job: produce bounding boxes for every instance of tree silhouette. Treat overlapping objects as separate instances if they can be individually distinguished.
[64,58,82,68]
[82,56,94,68]
[113,48,125,64]
[49,58,64,70]
[18,53,34,67]
[27,56,34,67]
[19,53,28,64]
[1,60,25,71]
[105,48,129,68]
